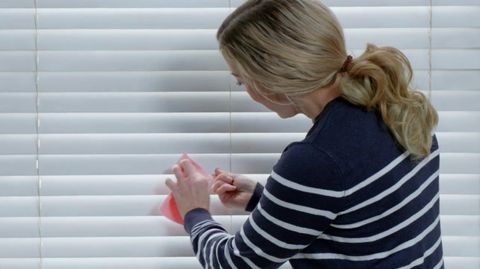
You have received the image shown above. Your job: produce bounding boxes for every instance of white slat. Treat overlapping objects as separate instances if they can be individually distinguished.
[0,52,35,72]
[39,133,230,154]
[1,214,477,238]
[0,156,36,176]
[38,71,230,92]
[0,9,35,29]
[0,30,35,50]
[0,114,36,134]
[39,0,228,8]
[38,154,230,175]
[0,0,33,8]
[2,173,476,197]
[35,7,431,29]
[38,92,230,112]
[38,51,227,72]
[0,238,40,258]
[0,73,36,92]
[37,29,432,50]
[0,194,476,218]
[433,6,480,27]
[37,8,230,29]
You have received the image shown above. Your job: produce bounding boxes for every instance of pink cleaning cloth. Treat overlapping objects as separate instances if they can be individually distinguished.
[160,153,213,225]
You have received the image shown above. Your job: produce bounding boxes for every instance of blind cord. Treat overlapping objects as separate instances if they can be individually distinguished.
[33,0,43,268]
[228,0,233,233]
[428,0,433,98]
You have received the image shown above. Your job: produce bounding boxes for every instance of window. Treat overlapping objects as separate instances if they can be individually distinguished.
[0,0,478,268]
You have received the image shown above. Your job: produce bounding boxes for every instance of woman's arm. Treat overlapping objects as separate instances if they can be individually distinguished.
[184,143,345,269]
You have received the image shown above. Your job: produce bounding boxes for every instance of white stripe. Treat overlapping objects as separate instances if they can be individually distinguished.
[396,236,442,269]
[257,203,321,236]
[232,239,262,269]
[332,170,439,229]
[203,233,226,269]
[344,151,410,196]
[270,170,345,198]
[270,151,409,198]
[433,258,444,269]
[319,193,439,243]
[205,233,227,269]
[239,226,286,263]
[224,236,239,269]
[248,214,309,249]
[192,219,214,232]
[191,219,217,240]
[263,188,336,219]
[196,228,224,262]
[339,149,439,215]
[214,236,228,269]
[292,216,440,261]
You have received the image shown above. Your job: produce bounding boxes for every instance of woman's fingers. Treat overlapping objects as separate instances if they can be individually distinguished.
[214,174,234,184]
[172,164,186,181]
[214,167,232,177]
[213,168,221,176]
[165,177,177,191]
[217,184,236,194]
[212,180,236,194]
[179,159,195,177]
[212,180,226,193]
[211,181,221,193]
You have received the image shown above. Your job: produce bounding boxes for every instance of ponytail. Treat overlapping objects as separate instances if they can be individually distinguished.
[340,43,439,160]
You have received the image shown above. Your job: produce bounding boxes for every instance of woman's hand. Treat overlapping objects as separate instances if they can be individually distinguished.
[211,168,257,209]
[165,159,210,219]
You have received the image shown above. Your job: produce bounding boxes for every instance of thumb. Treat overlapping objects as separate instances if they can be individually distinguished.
[165,177,177,191]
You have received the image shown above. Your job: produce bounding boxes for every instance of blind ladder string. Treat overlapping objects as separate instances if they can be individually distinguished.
[33,0,43,267]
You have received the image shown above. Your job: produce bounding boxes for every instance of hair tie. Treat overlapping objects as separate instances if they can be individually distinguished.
[339,55,353,73]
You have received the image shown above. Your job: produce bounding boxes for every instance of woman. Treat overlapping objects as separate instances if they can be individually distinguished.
[165,0,443,268]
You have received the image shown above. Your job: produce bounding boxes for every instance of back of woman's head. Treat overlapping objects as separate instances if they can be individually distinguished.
[217,0,438,160]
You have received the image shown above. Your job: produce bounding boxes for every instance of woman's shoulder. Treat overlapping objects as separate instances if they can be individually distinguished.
[274,141,345,192]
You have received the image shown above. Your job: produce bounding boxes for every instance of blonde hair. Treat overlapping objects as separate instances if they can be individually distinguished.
[217,0,438,159]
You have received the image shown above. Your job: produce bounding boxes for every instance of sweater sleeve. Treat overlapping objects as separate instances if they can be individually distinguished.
[184,142,346,269]
[245,182,264,212]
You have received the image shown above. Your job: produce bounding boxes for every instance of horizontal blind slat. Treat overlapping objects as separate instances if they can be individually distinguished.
[35,28,435,50]
[31,90,480,113]
[0,194,478,217]
[39,113,230,133]
[1,257,479,269]
[4,70,471,92]
[0,52,35,72]
[1,215,478,238]
[28,153,480,175]
[0,114,36,134]
[0,156,36,176]
[2,173,476,197]
[28,132,480,154]
[433,6,480,27]
[38,71,230,92]
[1,235,476,258]
[0,10,35,30]
[35,7,431,29]
[0,30,35,50]
[38,0,431,8]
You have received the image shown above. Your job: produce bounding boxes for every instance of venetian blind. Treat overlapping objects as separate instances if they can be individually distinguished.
[0,0,478,268]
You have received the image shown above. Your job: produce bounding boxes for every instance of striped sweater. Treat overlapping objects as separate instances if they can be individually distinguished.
[184,96,444,269]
